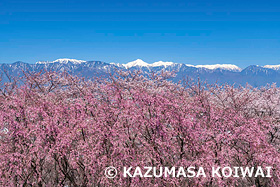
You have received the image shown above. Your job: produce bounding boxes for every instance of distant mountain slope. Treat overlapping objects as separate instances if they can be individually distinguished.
[1,58,280,87]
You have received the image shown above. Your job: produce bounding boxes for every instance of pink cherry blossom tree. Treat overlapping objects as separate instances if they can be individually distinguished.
[0,70,279,186]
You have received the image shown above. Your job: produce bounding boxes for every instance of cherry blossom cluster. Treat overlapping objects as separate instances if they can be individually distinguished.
[0,71,279,186]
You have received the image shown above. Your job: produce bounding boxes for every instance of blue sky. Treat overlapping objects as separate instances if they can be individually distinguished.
[0,0,280,67]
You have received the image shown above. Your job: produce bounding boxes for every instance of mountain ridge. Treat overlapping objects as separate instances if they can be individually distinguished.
[1,58,280,87]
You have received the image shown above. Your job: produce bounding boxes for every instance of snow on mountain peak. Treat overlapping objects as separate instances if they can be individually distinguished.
[151,61,174,67]
[195,64,242,72]
[264,65,280,70]
[36,61,51,64]
[123,59,149,68]
[122,60,241,71]
[122,59,175,69]
[53,58,86,64]
[36,58,86,64]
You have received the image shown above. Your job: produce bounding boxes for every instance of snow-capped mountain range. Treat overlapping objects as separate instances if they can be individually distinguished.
[111,59,242,71]
[36,58,86,64]
[1,58,280,87]
[263,65,280,70]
